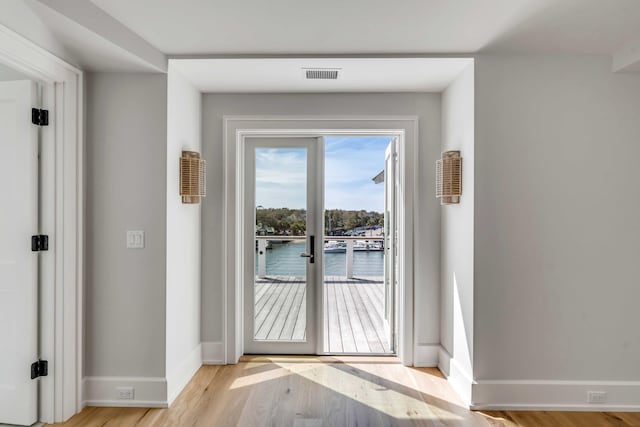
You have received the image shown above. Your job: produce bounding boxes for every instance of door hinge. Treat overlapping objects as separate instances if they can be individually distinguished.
[31,360,48,379]
[31,108,49,126]
[31,235,49,251]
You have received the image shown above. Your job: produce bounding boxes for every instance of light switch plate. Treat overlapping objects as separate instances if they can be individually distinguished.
[126,230,145,249]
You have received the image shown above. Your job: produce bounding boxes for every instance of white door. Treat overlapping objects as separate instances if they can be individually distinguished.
[0,80,40,426]
[383,139,397,342]
[244,137,322,354]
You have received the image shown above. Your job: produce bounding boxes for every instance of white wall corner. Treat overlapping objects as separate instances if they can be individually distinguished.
[83,376,168,408]
[437,346,473,407]
[413,344,441,367]
[202,341,225,365]
[166,343,203,405]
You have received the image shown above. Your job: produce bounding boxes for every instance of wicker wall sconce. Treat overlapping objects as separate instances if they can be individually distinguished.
[180,150,206,204]
[436,150,462,205]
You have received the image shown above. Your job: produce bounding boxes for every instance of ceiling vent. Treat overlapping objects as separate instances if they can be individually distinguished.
[304,68,340,80]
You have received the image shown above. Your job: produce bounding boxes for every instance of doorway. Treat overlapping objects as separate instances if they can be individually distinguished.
[242,134,398,355]
[0,27,83,423]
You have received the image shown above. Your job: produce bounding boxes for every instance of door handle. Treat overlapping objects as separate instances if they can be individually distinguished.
[299,235,315,263]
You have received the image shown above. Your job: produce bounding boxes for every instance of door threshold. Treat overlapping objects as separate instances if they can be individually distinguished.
[240,355,401,364]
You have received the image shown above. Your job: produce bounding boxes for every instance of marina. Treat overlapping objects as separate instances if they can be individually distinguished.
[255,238,385,277]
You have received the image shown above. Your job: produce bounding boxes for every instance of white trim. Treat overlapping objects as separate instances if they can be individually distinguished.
[437,346,473,406]
[83,376,168,408]
[223,116,418,366]
[413,344,440,367]
[472,379,640,412]
[437,346,451,376]
[0,24,83,423]
[166,344,203,405]
[436,346,640,412]
[202,342,225,365]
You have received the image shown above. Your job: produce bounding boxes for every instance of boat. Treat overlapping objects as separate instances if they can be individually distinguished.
[353,241,369,251]
[353,241,384,251]
[324,241,346,253]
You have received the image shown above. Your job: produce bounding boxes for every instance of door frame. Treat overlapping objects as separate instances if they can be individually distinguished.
[0,25,83,423]
[223,116,418,366]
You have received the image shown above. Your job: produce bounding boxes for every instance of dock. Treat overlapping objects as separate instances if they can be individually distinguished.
[252,275,391,354]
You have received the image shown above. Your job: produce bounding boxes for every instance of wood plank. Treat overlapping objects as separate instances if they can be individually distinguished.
[254,281,281,319]
[348,282,385,353]
[325,282,343,353]
[362,281,384,313]
[323,283,329,352]
[254,282,290,339]
[258,280,295,340]
[363,282,389,346]
[340,280,371,353]
[292,286,306,340]
[355,282,390,352]
[334,280,357,352]
[279,281,305,340]
[254,280,270,303]
[267,278,300,340]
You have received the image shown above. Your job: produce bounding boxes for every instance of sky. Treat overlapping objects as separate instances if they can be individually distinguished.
[255,136,393,212]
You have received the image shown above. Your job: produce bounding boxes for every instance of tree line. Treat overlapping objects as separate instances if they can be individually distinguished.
[256,208,383,235]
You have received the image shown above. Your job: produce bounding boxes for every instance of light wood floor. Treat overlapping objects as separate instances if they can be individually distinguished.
[255,276,390,353]
[49,356,640,427]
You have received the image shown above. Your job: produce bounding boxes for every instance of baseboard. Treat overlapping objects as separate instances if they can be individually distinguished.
[437,346,473,406]
[167,343,203,405]
[413,344,440,367]
[437,346,451,376]
[472,379,640,412]
[202,341,225,365]
[83,376,168,408]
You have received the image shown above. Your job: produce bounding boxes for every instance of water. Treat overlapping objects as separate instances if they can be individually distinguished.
[255,241,384,276]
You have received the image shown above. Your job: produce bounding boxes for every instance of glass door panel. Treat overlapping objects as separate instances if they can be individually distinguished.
[244,138,319,354]
[322,136,395,354]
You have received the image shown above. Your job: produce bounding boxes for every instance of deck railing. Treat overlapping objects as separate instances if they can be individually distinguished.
[255,235,384,279]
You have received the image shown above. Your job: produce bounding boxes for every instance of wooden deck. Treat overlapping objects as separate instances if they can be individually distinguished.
[254,275,391,354]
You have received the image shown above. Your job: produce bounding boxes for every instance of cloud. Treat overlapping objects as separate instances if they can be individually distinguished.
[324,136,392,212]
[256,148,307,208]
[254,137,394,212]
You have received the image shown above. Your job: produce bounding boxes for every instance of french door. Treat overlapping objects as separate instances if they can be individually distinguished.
[242,135,397,355]
[243,137,322,354]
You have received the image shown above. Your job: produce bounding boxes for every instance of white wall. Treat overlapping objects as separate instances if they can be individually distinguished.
[201,93,441,359]
[439,64,475,401]
[473,54,640,408]
[85,73,167,380]
[165,65,202,403]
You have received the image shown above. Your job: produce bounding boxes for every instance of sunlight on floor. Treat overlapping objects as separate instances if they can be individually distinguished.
[232,359,465,422]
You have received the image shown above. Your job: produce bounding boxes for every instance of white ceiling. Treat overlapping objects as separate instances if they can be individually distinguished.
[89,0,640,56]
[29,3,157,72]
[172,58,473,93]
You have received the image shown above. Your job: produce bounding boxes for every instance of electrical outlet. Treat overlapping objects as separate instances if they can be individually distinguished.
[126,230,145,249]
[587,391,607,404]
[117,386,135,400]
